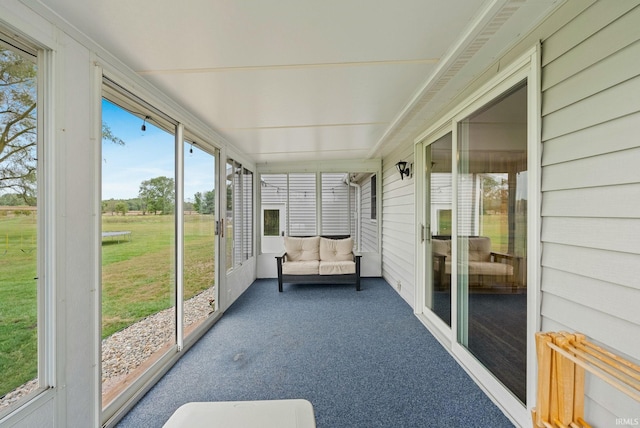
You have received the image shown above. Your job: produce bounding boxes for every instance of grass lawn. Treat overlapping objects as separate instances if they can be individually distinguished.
[0,214,38,398]
[102,213,216,337]
[0,212,216,398]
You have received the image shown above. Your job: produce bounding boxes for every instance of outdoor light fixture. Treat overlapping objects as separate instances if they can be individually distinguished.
[396,161,411,180]
[141,116,150,131]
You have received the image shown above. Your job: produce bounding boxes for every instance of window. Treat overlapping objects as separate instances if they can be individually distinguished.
[259,171,379,252]
[101,96,176,408]
[242,168,253,261]
[288,173,317,236]
[226,159,253,271]
[263,210,280,236]
[0,36,41,414]
[183,140,217,334]
[370,175,377,220]
[321,173,349,235]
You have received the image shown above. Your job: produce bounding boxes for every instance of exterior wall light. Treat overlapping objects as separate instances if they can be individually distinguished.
[396,161,411,180]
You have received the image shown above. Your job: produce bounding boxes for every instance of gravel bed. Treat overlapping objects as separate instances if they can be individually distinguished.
[0,288,215,412]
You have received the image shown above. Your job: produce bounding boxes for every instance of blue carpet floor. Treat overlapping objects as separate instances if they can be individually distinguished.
[116,278,513,427]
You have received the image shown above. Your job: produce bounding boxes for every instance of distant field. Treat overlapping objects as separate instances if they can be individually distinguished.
[0,212,216,398]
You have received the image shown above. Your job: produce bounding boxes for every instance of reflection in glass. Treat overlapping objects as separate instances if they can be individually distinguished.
[426,133,453,326]
[457,83,527,403]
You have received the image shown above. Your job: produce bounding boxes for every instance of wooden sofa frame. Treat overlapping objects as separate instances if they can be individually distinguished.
[432,235,521,292]
[275,235,362,292]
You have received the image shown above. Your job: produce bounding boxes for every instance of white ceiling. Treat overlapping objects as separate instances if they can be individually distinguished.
[37,0,560,164]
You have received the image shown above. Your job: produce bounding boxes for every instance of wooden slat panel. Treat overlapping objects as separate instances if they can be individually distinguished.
[542,75,640,141]
[542,147,640,191]
[542,184,640,218]
[543,40,640,115]
[542,217,640,254]
[541,243,640,291]
[542,268,640,325]
[540,293,640,359]
[542,112,640,166]
[542,4,640,90]
[541,0,631,66]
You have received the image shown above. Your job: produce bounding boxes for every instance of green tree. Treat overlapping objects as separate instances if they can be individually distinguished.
[2,46,124,206]
[114,201,128,216]
[193,189,215,214]
[138,176,175,215]
[0,47,37,205]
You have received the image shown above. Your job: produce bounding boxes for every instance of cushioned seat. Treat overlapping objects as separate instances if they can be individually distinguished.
[282,260,320,275]
[276,236,361,291]
[432,236,517,290]
[319,260,355,275]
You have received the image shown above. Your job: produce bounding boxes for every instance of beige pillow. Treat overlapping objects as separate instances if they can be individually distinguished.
[319,237,353,261]
[468,237,492,261]
[284,236,320,261]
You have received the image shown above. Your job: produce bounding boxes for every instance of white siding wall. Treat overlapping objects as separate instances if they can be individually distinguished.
[381,146,415,305]
[540,2,640,424]
[321,173,350,235]
[288,173,317,236]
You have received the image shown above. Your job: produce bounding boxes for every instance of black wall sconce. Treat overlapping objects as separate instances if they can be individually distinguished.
[396,161,411,180]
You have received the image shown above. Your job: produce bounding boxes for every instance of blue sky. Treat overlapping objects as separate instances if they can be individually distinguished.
[102,99,216,201]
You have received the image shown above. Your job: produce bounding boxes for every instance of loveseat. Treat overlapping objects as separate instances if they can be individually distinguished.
[276,236,361,291]
[432,236,519,291]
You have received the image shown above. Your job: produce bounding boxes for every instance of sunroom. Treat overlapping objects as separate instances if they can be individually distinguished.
[1,0,640,427]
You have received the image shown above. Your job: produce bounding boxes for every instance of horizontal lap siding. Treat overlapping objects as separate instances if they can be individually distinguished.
[381,146,415,305]
[541,2,640,423]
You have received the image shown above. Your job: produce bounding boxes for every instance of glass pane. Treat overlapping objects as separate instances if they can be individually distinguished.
[0,43,39,412]
[226,161,234,272]
[260,174,287,253]
[242,168,253,260]
[321,173,349,235]
[101,98,176,406]
[288,173,316,236]
[426,133,452,327]
[263,210,280,236]
[233,163,242,267]
[355,173,378,252]
[184,142,216,337]
[457,83,527,403]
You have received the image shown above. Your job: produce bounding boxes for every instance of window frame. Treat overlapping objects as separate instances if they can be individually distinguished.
[0,30,55,421]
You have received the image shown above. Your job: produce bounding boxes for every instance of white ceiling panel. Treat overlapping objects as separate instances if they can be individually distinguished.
[37,0,561,163]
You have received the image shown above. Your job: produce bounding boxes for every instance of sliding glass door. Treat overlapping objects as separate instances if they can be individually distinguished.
[183,141,218,340]
[101,89,222,418]
[101,98,176,405]
[424,133,453,327]
[457,82,528,403]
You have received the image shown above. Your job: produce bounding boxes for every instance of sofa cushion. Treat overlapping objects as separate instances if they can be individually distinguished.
[319,260,356,275]
[319,237,353,261]
[468,261,513,276]
[284,236,320,261]
[468,237,491,262]
[432,239,451,256]
[282,260,320,275]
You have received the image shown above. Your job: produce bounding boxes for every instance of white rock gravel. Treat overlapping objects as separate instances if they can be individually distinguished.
[0,288,215,412]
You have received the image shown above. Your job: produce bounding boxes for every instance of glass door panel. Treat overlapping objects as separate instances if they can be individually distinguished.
[183,142,217,339]
[101,98,176,407]
[457,83,528,403]
[425,133,453,326]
